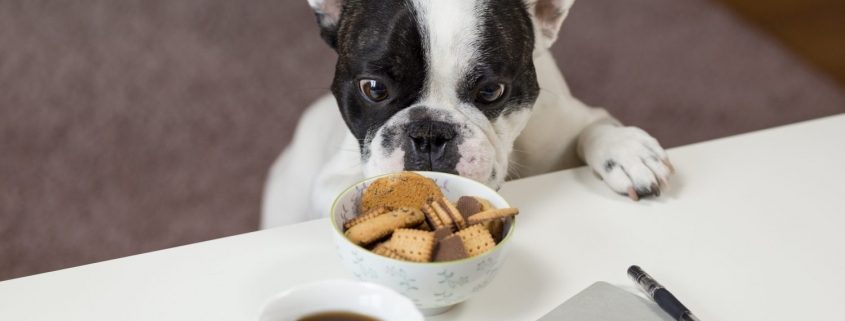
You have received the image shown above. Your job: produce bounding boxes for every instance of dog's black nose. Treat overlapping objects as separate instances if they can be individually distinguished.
[405,120,458,171]
[408,120,455,158]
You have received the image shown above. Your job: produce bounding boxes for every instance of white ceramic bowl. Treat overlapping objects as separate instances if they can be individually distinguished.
[258,279,423,321]
[330,171,515,316]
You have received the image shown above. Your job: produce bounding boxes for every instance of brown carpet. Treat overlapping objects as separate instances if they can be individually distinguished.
[1,0,843,281]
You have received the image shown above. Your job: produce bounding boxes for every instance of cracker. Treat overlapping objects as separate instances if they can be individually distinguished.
[374,247,406,260]
[433,234,468,262]
[385,228,435,262]
[371,240,392,253]
[456,224,496,257]
[344,208,424,246]
[456,197,509,240]
[430,201,455,230]
[436,197,466,229]
[467,208,519,225]
[372,241,406,260]
[421,203,446,230]
[343,206,391,230]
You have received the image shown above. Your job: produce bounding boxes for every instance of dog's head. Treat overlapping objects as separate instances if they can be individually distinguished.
[309,0,574,188]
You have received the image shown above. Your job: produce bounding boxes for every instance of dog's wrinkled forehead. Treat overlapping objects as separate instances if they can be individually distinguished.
[330,0,537,140]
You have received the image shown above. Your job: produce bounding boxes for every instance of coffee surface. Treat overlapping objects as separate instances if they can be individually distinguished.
[297,311,380,321]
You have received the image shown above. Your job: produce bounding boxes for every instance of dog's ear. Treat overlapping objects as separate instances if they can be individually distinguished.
[308,0,344,49]
[527,0,576,48]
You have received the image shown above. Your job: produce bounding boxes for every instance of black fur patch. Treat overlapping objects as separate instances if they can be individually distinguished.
[331,0,427,146]
[458,0,539,119]
[604,160,618,173]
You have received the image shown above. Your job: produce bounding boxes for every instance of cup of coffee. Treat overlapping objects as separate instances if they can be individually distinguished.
[258,279,423,321]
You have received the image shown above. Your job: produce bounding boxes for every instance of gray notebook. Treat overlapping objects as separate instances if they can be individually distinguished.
[537,282,675,321]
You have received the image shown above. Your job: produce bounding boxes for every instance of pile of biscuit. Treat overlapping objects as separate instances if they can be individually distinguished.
[343,172,519,262]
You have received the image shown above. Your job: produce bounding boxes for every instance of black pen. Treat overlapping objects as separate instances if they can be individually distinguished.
[627,265,700,321]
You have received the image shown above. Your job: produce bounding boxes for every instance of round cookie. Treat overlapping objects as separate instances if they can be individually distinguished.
[360,172,444,214]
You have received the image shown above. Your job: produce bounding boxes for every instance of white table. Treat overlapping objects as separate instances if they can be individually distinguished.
[2,114,844,321]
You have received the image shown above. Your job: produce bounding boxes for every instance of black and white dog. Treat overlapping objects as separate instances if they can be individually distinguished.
[262,0,673,227]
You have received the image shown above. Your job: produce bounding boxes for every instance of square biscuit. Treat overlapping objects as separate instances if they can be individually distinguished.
[456,224,496,257]
[386,228,435,262]
[373,241,408,260]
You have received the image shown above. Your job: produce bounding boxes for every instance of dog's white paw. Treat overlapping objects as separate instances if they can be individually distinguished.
[581,125,674,200]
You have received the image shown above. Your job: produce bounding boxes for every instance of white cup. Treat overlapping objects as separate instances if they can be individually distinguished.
[258,279,423,321]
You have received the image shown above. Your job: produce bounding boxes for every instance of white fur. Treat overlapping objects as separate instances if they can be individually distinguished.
[362,108,411,177]
[410,0,479,106]
[261,94,360,227]
[363,134,406,177]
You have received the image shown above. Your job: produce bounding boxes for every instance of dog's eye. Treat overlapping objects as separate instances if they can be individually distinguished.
[476,83,505,103]
[359,79,389,102]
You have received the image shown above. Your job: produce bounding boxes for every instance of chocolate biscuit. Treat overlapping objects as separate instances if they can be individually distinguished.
[433,234,468,262]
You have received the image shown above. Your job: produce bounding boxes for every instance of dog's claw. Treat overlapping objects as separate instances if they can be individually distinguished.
[663,158,675,174]
[631,184,660,199]
[627,187,639,201]
[658,177,670,189]
[649,183,661,197]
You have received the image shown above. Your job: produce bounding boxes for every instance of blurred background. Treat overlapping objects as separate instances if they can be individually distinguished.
[1,0,843,281]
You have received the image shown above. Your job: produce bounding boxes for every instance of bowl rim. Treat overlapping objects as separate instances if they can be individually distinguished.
[329,171,516,266]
